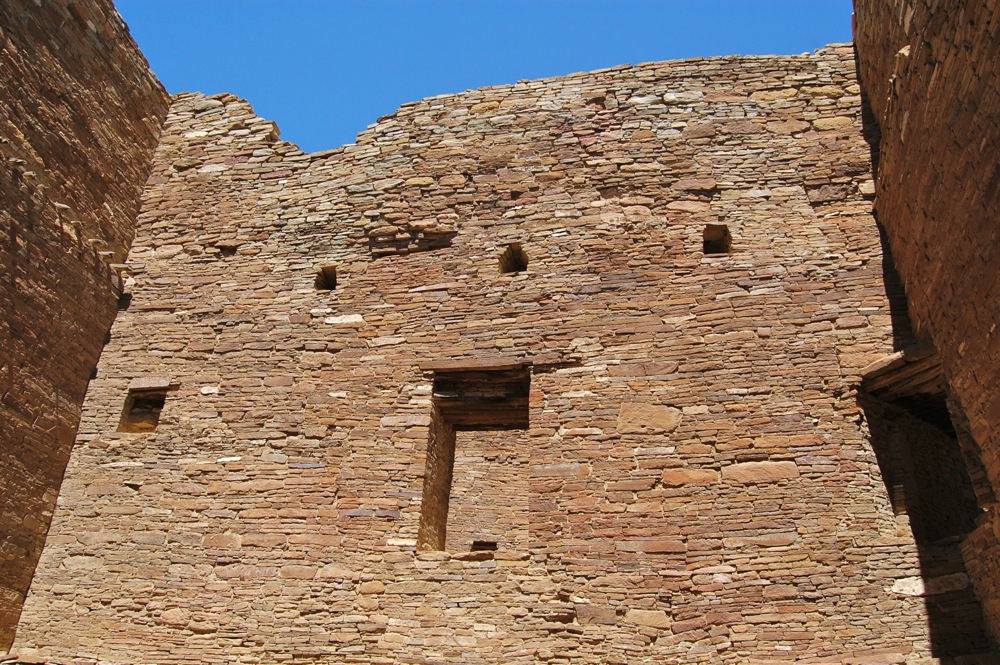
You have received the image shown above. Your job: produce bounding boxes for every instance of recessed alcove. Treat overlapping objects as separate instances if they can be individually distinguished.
[215,243,239,257]
[117,377,176,433]
[861,343,992,655]
[417,361,531,551]
[314,265,337,290]
[498,243,528,274]
[118,389,168,433]
[703,224,731,255]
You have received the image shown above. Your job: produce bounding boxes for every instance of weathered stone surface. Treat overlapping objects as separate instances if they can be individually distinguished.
[4,2,998,661]
[11,40,966,663]
[661,468,717,486]
[158,608,190,626]
[616,539,687,553]
[625,609,671,629]
[812,116,854,130]
[617,404,682,434]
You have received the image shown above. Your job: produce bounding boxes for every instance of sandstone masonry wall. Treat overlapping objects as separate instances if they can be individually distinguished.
[854,0,1000,641]
[13,44,982,663]
[0,0,169,648]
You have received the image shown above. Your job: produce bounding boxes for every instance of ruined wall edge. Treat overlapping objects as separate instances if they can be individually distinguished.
[0,0,169,647]
[854,0,1000,639]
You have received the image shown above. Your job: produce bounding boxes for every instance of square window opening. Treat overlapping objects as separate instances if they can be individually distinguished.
[118,389,167,433]
[315,265,338,290]
[703,224,732,255]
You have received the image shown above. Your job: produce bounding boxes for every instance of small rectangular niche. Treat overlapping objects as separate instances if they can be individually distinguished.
[471,540,498,551]
[315,265,337,290]
[703,224,732,255]
[498,243,528,274]
[118,389,167,433]
[117,292,133,310]
[215,241,240,257]
[118,377,175,433]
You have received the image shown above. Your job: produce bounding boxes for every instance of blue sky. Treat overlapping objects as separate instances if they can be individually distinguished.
[117,1,855,153]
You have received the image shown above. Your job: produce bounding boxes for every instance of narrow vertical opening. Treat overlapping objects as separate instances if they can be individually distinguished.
[861,344,992,656]
[498,243,528,274]
[416,405,456,551]
[876,221,917,350]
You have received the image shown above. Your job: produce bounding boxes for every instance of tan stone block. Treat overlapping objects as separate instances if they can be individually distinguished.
[317,562,353,579]
[671,616,708,633]
[752,435,790,450]
[358,580,385,594]
[469,101,500,114]
[189,620,219,634]
[519,579,558,594]
[673,177,717,191]
[618,404,681,434]
[386,581,439,594]
[722,461,799,484]
[616,539,686,553]
[807,85,844,98]
[812,116,854,130]
[575,604,617,624]
[242,533,286,547]
[767,119,811,134]
[751,88,797,101]
[625,608,671,629]
[279,565,317,579]
[380,632,405,644]
[661,468,717,487]
[439,174,467,187]
[404,176,436,187]
[763,584,799,600]
[607,478,657,492]
[723,533,798,548]
[159,607,190,626]
[682,123,716,138]
[530,462,585,478]
[666,200,711,213]
[202,533,241,548]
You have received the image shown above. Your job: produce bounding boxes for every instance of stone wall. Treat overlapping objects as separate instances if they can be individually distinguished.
[0,0,169,648]
[853,0,1000,642]
[12,43,985,663]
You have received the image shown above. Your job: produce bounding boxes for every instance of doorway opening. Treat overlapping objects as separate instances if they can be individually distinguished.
[417,364,530,551]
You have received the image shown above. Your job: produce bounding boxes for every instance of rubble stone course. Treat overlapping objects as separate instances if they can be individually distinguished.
[11,42,980,663]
